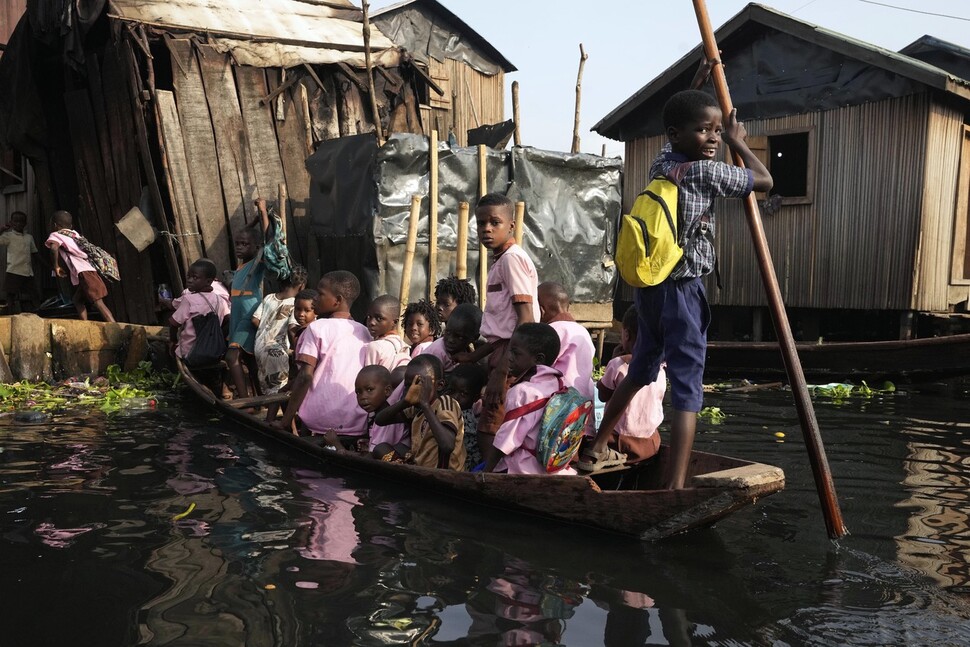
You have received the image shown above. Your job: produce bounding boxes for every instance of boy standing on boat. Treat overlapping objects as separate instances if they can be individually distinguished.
[580,88,772,488]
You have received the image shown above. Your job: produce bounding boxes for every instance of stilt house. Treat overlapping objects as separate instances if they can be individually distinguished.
[0,0,459,323]
[594,3,970,340]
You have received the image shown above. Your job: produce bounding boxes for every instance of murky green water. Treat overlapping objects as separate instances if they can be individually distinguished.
[1,381,969,646]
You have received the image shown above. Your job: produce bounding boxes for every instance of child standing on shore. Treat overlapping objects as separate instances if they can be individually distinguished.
[581,88,772,487]
[45,210,115,322]
[0,211,39,313]
[253,265,307,396]
[452,194,539,459]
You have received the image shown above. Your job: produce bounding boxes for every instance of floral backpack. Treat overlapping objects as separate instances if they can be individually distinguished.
[503,378,593,473]
[58,229,120,282]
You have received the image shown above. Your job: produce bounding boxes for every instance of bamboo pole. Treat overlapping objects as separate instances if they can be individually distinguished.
[399,195,422,333]
[514,201,525,246]
[477,144,488,310]
[692,0,847,539]
[571,43,588,154]
[512,80,522,146]
[456,201,470,279]
[278,182,288,245]
[361,1,384,145]
[428,130,439,298]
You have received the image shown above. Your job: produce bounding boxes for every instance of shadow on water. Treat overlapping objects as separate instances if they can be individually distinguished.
[0,382,969,645]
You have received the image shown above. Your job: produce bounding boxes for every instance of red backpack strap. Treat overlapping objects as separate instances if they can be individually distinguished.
[502,397,550,423]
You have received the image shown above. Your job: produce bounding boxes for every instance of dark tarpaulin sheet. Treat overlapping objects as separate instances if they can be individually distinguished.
[507,148,620,303]
[371,6,503,76]
[305,133,379,237]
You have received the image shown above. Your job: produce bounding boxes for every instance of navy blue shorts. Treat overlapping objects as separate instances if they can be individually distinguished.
[627,277,710,412]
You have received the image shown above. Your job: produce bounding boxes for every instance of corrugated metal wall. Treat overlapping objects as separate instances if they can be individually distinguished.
[622,93,952,311]
[914,101,963,312]
[421,59,504,146]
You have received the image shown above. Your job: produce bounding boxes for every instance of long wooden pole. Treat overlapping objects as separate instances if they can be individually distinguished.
[361,0,384,145]
[512,80,522,147]
[477,145,488,310]
[456,201,470,279]
[399,195,422,333]
[514,201,525,246]
[691,0,847,539]
[571,43,588,154]
[428,130,439,298]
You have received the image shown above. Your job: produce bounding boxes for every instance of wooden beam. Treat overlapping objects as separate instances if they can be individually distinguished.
[571,43,588,154]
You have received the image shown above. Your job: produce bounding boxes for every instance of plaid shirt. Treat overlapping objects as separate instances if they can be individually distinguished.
[649,144,753,279]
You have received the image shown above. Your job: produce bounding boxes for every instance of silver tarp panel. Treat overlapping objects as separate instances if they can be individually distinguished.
[507,148,620,303]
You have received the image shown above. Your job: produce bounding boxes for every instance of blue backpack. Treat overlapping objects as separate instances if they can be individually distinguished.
[504,378,593,473]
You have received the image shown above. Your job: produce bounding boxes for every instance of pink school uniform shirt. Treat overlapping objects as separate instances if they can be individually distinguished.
[410,340,433,357]
[549,320,596,433]
[296,316,372,436]
[172,281,229,310]
[364,333,410,370]
[600,356,666,439]
[367,382,409,452]
[480,243,539,343]
[494,365,577,475]
[170,290,231,359]
[45,231,95,285]
[414,337,457,373]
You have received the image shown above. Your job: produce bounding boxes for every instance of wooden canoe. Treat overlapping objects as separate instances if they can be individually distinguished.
[177,359,785,541]
[706,333,970,382]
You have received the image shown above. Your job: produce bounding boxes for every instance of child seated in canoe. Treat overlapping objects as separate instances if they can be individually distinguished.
[169,259,231,390]
[445,363,488,470]
[434,275,477,324]
[364,295,410,370]
[403,299,441,356]
[485,322,576,475]
[373,354,466,470]
[581,306,666,468]
[253,265,307,396]
[538,281,596,435]
[276,271,371,440]
[287,288,318,350]
[352,365,409,458]
[416,303,483,373]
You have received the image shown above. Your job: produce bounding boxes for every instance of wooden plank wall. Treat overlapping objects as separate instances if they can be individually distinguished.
[914,100,963,312]
[168,38,232,273]
[622,93,934,312]
[424,60,504,146]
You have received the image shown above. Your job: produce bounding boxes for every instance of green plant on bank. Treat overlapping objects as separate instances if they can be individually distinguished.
[809,380,896,403]
[699,406,727,424]
[0,361,180,415]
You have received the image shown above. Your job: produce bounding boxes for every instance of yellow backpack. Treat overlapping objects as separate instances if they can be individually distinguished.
[615,176,682,287]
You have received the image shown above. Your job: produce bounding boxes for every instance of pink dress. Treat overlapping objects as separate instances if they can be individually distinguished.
[170,290,231,359]
[600,356,665,439]
[296,317,372,436]
[368,383,409,451]
[45,231,95,285]
[414,337,457,373]
[494,365,577,475]
[480,244,539,343]
[549,320,596,434]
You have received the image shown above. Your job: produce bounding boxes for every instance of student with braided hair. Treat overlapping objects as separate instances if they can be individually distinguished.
[433,275,476,324]
[403,299,441,356]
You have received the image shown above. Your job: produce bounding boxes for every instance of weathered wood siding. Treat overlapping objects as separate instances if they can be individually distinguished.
[623,93,940,311]
[420,59,504,146]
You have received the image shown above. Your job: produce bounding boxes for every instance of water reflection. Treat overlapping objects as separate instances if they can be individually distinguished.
[2,386,970,646]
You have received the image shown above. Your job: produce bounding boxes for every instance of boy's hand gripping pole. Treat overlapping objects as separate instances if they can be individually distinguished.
[691,0,847,539]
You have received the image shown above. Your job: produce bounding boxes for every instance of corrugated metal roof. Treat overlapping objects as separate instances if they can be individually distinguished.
[593,2,970,140]
[106,0,401,68]
[372,0,515,72]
